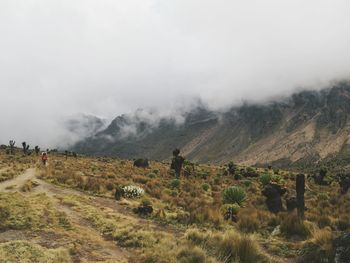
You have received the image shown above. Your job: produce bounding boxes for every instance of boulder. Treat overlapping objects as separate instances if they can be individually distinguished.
[134,205,153,215]
[333,232,350,263]
[133,158,149,168]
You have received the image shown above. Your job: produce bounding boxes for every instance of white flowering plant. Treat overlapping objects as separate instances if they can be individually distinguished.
[122,185,145,198]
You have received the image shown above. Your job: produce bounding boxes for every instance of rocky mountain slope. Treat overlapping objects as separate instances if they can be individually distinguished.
[73,82,350,167]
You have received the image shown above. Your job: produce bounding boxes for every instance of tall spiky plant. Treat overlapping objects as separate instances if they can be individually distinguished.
[9,140,15,155]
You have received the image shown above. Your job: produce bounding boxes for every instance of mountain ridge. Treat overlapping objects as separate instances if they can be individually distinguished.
[73,82,350,168]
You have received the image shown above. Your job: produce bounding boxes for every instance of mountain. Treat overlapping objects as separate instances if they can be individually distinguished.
[64,114,108,137]
[72,82,350,167]
[61,114,108,147]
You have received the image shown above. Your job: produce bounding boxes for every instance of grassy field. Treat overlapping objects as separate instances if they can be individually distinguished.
[0,150,348,262]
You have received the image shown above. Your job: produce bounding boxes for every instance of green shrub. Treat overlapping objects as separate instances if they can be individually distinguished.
[213,177,220,185]
[147,172,157,179]
[202,183,210,191]
[197,171,210,179]
[222,186,246,205]
[243,180,252,187]
[170,179,181,189]
[259,173,271,186]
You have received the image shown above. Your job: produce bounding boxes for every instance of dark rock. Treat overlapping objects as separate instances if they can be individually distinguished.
[262,183,286,213]
[134,205,153,215]
[333,232,350,263]
[133,158,149,168]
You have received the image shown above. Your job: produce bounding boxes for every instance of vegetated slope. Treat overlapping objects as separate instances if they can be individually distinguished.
[73,82,350,167]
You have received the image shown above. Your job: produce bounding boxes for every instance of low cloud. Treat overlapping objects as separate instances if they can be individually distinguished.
[1,0,350,147]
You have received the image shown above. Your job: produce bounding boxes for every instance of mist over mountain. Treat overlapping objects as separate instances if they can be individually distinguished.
[57,114,108,148]
[1,1,350,147]
[73,82,350,168]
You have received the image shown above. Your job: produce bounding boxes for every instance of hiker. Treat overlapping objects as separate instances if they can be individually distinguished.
[41,152,48,166]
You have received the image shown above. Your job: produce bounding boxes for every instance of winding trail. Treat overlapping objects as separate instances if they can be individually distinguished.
[0,168,133,263]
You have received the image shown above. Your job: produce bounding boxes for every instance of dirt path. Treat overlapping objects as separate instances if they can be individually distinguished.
[0,168,36,191]
[0,168,133,262]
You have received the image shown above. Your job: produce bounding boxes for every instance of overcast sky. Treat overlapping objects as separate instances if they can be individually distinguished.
[1,0,350,147]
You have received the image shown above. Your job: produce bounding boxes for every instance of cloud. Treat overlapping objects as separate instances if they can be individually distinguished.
[0,0,350,147]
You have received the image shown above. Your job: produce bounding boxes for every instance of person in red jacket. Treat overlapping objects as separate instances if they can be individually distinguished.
[41,152,48,166]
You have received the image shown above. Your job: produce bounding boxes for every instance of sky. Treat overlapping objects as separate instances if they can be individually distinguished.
[1,0,350,147]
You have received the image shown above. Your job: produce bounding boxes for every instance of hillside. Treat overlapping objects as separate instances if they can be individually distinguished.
[73,82,350,168]
[0,150,349,262]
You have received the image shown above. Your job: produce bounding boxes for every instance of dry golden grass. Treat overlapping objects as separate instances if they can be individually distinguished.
[0,150,349,262]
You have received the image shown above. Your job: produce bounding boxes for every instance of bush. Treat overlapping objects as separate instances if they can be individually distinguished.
[177,246,206,263]
[147,172,157,179]
[243,180,252,187]
[185,229,208,246]
[202,183,210,191]
[215,232,267,263]
[213,177,220,185]
[222,186,246,205]
[238,214,259,233]
[0,241,71,263]
[280,212,310,239]
[197,171,210,179]
[170,179,181,189]
[185,229,269,263]
[298,228,333,263]
[259,173,271,186]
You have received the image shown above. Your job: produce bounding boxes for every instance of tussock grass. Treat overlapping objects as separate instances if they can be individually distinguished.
[0,241,71,263]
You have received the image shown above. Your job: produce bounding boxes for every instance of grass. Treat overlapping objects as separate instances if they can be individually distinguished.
[0,150,349,262]
[0,192,71,231]
[0,241,70,263]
